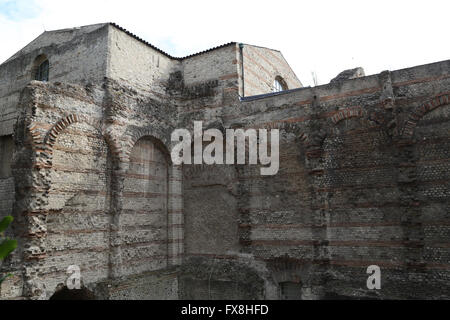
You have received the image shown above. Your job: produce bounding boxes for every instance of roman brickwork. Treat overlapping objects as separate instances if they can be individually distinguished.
[239,44,302,96]
[0,23,448,300]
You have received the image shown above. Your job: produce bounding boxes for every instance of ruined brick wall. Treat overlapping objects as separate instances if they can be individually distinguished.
[45,119,112,292]
[178,60,450,299]
[1,24,449,300]
[2,58,449,299]
[0,24,110,238]
[0,23,109,136]
[0,78,182,299]
[121,137,169,275]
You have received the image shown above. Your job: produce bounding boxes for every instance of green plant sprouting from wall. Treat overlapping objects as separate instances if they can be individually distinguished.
[0,215,17,285]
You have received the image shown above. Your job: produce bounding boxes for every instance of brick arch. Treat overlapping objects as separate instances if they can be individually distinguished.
[39,114,118,292]
[44,114,83,151]
[302,107,366,159]
[402,93,450,138]
[42,114,121,165]
[330,106,364,125]
[301,106,367,159]
[122,127,184,267]
[122,127,172,164]
[266,256,306,297]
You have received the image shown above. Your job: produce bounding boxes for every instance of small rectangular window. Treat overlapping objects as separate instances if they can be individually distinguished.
[0,135,14,178]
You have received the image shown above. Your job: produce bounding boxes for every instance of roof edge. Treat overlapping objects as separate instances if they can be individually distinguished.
[109,22,236,60]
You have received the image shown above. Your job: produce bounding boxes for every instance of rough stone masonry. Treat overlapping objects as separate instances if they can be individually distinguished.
[0,22,449,300]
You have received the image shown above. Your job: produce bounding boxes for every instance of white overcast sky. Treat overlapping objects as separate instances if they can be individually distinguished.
[0,0,449,86]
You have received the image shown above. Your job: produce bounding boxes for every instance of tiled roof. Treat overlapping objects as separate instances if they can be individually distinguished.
[109,22,236,60]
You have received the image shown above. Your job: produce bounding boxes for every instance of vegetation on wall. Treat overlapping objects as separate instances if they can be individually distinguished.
[0,215,17,285]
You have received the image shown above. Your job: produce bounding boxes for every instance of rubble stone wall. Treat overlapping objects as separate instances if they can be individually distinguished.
[0,25,449,299]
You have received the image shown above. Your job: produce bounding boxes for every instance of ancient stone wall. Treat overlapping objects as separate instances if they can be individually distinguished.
[0,24,110,238]
[0,24,449,300]
[44,119,112,293]
[107,25,179,97]
[0,23,109,136]
[121,137,169,275]
[0,77,182,299]
[182,44,238,86]
[179,60,450,299]
[240,44,303,96]
[0,135,14,219]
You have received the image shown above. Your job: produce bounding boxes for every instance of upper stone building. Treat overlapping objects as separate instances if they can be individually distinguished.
[0,23,449,300]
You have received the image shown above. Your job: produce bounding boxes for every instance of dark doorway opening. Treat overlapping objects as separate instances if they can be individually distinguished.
[49,286,95,300]
[279,282,302,300]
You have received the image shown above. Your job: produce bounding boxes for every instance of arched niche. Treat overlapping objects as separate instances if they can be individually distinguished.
[411,100,450,241]
[182,137,240,256]
[120,135,181,275]
[45,120,113,291]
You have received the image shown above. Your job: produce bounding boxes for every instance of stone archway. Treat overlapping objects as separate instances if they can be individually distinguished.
[44,120,113,294]
[120,136,171,276]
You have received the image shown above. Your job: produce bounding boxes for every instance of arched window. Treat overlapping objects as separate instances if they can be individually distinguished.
[35,59,49,81]
[273,76,288,92]
[32,55,49,82]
